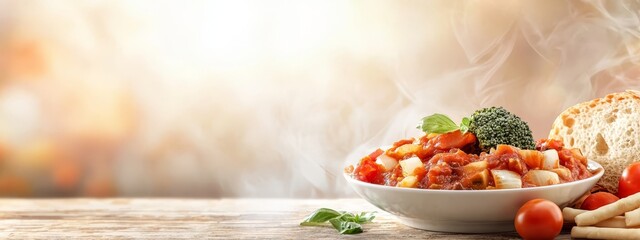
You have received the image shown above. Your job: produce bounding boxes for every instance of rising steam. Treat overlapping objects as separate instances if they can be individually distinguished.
[0,1,639,197]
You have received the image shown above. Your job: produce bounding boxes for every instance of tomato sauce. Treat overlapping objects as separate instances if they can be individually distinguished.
[349,131,594,190]
[352,156,385,184]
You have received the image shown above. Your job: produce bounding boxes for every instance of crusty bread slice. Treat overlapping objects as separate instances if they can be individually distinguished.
[549,90,640,194]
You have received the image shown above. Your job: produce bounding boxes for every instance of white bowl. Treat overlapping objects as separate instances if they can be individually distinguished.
[344,161,604,233]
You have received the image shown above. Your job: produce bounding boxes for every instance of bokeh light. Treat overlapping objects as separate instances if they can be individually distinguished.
[0,0,639,197]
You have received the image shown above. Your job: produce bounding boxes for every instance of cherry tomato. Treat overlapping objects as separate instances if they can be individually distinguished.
[514,199,563,240]
[618,162,640,198]
[581,192,619,210]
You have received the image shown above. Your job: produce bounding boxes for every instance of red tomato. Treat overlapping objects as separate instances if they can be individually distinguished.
[618,162,640,198]
[367,148,384,160]
[432,130,476,150]
[581,192,619,210]
[353,157,384,184]
[514,199,563,240]
[535,139,564,151]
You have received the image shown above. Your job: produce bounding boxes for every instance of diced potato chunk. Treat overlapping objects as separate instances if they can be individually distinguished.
[542,149,560,170]
[376,154,398,172]
[491,170,522,189]
[550,167,572,181]
[399,157,423,177]
[522,170,560,186]
[468,169,490,190]
[463,160,488,174]
[395,144,421,157]
[396,175,418,188]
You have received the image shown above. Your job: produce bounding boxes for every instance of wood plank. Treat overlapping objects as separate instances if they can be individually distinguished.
[0,198,571,239]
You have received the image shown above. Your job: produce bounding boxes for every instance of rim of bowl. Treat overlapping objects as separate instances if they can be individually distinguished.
[344,160,604,194]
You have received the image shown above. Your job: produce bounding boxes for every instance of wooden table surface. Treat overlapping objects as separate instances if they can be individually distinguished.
[0,198,574,239]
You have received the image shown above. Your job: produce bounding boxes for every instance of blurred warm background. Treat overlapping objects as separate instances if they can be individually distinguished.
[0,0,639,197]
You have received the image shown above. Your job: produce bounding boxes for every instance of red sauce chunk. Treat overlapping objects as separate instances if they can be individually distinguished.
[350,133,594,190]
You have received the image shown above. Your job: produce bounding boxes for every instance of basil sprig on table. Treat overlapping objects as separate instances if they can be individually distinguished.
[417,113,470,134]
[300,208,376,234]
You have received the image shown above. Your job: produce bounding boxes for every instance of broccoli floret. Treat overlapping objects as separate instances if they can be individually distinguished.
[469,107,535,152]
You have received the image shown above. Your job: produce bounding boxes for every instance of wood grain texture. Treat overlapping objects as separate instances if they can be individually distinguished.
[0,198,572,239]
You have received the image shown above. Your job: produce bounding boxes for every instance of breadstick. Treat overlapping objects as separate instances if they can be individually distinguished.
[563,207,584,221]
[625,207,640,227]
[563,207,627,228]
[575,192,640,226]
[571,226,640,239]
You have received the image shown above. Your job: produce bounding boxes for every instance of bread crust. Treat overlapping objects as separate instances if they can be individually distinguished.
[549,90,640,194]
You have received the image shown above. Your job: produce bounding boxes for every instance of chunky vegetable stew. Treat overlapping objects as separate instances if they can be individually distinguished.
[346,130,594,190]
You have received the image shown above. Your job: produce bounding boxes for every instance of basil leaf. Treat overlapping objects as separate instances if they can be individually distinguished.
[339,221,363,234]
[353,211,376,223]
[418,113,459,134]
[459,117,470,134]
[328,217,343,230]
[338,212,355,222]
[329,218,363,234]
[300,208,375,234]
[300,208,342,226]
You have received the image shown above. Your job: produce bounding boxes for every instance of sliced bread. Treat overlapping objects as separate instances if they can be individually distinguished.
[548,90,640,193]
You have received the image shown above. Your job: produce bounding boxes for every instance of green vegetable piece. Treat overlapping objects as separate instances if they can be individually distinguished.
[468,106,535,151]
[416,107,534,152]
[300,208,375,234]
[417,113,459,134]
[300,208,342,226]
[459,117,470,134]
[353,211,376,223]
[329,218,363,234]
[337,212,354,222]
